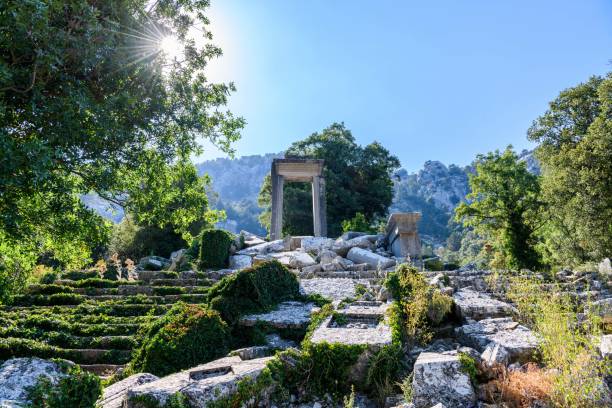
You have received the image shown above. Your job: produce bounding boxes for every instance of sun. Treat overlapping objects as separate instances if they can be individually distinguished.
[159,35,182,61]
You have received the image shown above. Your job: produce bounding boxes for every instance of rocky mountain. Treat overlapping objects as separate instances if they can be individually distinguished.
[83,150,539,243]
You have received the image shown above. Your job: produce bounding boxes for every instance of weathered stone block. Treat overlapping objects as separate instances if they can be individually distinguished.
[347,247,395,269]
[411,352,475,408]
[229,255,252,270]
[98,373,159,408]
[455,317,539,364]
[452,288,516,321]
[239,301,314,329]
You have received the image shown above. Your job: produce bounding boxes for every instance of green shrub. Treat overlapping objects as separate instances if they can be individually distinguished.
[129,303,230,377]
[508,277,610,407]
[61,270,99,281]
[458,352,479,385]
[40,271,59,284]
[27,285,74,295]
[110,218,187,260]
[11,293,84,306]
[385,264,453,344]
[268,342,366,400]
[424,258,444,271]
[341,212,375,234]
[199,229,233,269]
[365,344,404,404]
[207,260,300,325]
[26,362,102,408]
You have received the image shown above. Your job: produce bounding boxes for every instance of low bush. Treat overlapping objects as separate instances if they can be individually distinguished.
[27,284,74,295]
[199,229,234,269]
[365,344,404,404]
[424,258,444,271]
[69,278,139,288]
[109,218,187,260]
[129,303,230,377]
[508,277,610,407]
[61,270,100,281]
[11,293,85,306]
[267,342,366,400]
[207,260,300,325]
[482,363,553,407]
[385,264,453,344]
[26,362,102,408]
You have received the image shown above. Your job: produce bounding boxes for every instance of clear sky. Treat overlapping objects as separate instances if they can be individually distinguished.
[200,0,612,172]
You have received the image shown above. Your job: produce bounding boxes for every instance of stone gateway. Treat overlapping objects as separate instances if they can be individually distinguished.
[270,158,327,239]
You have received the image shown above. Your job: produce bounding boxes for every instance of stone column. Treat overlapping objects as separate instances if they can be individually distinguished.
[270,171,284,240]
[318,176,327,237]
[312,176,321,236]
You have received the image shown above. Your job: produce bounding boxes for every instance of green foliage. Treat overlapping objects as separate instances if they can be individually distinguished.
[128,393,189,408]
[199,229,234,269]
[0,0,242,295]
[26,363,102,408]
[528,73,612,266]
[507,277,610,407]
[268,343,366,400]
[207,260,300,325]
[206,370,273,408]
[27,285,73,295]
[11,293,85,306]
[385,264,453,344]
[365,344,403,404]
[454,147,543,270]
[129,302,230,377]
[110,217,187,260]
[258,123,400,237]
[342,212,375,234]
[423,258,444,271]
[399,373,413,403]
[458,352,478,385]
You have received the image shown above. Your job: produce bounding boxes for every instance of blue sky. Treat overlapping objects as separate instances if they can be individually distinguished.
[201,0,612,172]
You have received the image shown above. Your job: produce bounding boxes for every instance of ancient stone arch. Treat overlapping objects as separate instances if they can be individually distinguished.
[270,158,327,240]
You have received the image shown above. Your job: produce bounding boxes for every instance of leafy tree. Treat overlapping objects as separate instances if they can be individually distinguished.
[258,123,400,237]
[454,147,542,270]
[528,74,612,266]
[0,0,243,294]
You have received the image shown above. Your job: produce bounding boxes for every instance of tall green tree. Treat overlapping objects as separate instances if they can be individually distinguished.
[454,147,542,270]
[528,74,612,266]
[258,123,400,237]
[0,0,243,297]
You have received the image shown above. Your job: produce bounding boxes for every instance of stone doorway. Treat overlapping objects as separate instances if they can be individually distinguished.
[270,158,327,240]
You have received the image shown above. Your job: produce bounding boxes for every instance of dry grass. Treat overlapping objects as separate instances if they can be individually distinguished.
[481,364,553,408]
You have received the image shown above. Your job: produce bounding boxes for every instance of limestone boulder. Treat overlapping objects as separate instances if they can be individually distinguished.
[239,301,314,329]
[455,317,540,364]
[411,352,476,408]
[288,252,316,268]
[318,249,337,265]
[347,247,395,269]
[300,237,334,254]
[237,239,287,255]
[598,258,611,276]
[98,373,159,408]
[452,288,516,321]
[229,255,252,270]
[0,358,69,407]
[332,235,375,257]
[137,256,170,271]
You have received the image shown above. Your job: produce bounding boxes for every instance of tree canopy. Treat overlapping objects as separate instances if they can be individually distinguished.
[528,73,612,266]
[258,123,400,237]
[454,147,542,270]
[0,0,243,298]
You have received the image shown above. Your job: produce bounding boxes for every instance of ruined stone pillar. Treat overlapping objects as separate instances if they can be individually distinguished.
[385,212,422,259]
[311,176,328,237]
[270,171,284,240]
